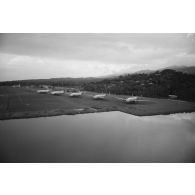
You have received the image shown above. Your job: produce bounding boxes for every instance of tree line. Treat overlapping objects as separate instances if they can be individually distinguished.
[82,69,195,101]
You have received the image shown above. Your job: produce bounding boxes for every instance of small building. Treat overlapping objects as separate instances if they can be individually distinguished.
[12,84,21,88]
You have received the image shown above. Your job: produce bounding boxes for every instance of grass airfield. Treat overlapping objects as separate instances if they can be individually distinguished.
[0,86,195,120]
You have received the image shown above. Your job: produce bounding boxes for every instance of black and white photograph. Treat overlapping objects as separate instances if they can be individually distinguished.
[1,1,195,194]
[0,33,195,163]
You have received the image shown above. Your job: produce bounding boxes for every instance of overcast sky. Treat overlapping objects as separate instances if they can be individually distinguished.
[0,33,195,81]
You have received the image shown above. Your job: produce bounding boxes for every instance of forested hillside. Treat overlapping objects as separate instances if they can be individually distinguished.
[82,69,195,101]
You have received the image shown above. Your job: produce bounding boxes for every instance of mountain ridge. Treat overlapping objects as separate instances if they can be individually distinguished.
[0,65,195,84]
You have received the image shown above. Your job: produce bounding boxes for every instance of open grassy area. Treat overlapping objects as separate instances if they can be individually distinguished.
[0,86,195,120]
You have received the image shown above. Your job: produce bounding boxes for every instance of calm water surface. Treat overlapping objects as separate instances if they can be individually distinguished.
[0,111,195,162]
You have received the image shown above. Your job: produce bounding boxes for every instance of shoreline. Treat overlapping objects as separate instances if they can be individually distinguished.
[1,107,195,121]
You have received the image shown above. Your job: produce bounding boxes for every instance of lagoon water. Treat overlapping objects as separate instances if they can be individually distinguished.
[0,111,195,162]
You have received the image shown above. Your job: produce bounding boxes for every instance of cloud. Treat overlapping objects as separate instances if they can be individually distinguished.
[0,53,136,81]
[0,33,195,81]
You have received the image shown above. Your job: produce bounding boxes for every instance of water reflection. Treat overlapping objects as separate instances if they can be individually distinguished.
[0,112,195,162]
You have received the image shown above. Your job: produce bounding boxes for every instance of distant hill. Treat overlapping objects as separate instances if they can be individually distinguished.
[83,69,195,101]
[0,77,104,87]
[166,65,195,75]
[1,65,195,87]
[101,66,195,78]
[132,69,155,74]
[132,66,195,75]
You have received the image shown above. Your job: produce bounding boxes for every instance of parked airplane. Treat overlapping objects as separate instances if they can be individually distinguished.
[116,96,140,103]
[93,94,106,100]
[69,91,83,97]
[117,96,151,104]
[37,89,51,94]
[50,90,64,95]
[168,94,177,99]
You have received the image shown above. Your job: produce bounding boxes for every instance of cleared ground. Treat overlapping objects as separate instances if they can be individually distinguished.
[0,86,195,120]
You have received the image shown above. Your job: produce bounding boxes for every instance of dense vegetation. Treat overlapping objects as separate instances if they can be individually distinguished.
[82,69,195,101]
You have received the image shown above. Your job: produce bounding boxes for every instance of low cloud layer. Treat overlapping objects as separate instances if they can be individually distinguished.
[0,33,195,81]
